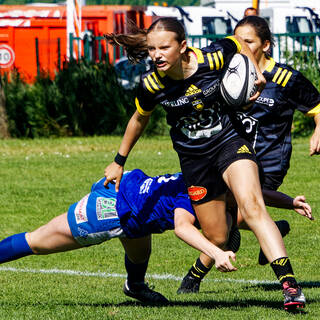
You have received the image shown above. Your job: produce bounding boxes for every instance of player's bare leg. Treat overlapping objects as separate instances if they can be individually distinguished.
[0,213,82,265]
[26,213,82,254]
[223,159,305,310]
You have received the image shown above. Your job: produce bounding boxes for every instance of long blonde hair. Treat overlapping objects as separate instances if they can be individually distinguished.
[105,17,186,63]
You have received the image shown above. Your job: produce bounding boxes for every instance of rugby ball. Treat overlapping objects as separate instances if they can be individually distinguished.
[220,53,258,108]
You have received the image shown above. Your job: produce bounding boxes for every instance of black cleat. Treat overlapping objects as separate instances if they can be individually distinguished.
[283,281,306,311]
[258,220,290,265]
[123,280,169,304]
[177,275,200,294]
[227,225,241,253]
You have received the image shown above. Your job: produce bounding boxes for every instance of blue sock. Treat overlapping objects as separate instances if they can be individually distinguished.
[0,232,34,264]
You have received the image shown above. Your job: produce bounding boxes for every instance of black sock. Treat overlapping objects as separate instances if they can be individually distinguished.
[270,257,297,286]
[186,258,211,282]
[125,254,149,288]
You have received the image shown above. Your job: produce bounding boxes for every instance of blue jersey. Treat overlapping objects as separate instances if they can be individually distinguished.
[116,169,195,238]
[233,58,320,179]
[135,37,241,156]
[67,170,196,245]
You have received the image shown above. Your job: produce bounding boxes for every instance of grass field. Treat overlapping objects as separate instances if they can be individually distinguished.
[0,136,319,319]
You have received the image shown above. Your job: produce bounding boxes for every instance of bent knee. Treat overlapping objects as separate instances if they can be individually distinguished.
[238,196,267,221]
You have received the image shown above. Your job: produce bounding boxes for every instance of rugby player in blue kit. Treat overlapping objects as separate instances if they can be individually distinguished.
[0,169,241,304]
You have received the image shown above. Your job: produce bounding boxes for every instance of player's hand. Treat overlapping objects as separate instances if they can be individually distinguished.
[249,72,266,102]
[214,250,237,273]
[309,130,320,156]
[293,195,314,220]
[104,162,124,192]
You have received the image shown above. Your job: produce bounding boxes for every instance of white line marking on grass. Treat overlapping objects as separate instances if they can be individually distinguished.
[0,266,278,285]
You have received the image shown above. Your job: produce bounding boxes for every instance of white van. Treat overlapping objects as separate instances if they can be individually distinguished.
[145,6,233,47]
[260,7,319,63]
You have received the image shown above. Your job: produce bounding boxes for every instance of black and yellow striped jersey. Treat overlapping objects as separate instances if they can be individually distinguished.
[135,37,240,156]
[235,57,320,180]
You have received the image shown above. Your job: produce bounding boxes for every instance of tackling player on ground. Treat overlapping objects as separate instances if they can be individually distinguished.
[0,169,240,304]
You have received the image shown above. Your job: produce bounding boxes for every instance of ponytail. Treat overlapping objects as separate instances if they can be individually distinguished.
[105,22,148,63]
[105,17,186,64]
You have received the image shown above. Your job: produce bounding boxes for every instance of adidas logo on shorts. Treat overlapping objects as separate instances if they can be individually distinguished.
[237,145,252,154]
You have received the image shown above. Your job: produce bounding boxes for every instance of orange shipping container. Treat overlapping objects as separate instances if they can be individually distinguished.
[0,5,148,82]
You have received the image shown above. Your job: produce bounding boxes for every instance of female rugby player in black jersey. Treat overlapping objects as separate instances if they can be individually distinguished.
[103,17,305,310]
[179,16,319,308]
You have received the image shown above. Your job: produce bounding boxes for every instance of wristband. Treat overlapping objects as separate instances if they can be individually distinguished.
[114,152,127,166]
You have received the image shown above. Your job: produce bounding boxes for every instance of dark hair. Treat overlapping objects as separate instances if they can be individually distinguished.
[105,17,186,63]
[234,16,274,56]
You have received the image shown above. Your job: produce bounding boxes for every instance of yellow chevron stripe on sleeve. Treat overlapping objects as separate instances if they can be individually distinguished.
[207,53,214,70]
[281,71,292,87]
[143,77,155,94]
[272,67,282,83]
[226,36,242,52]
[135,97,154,116]
[189,47,204,63]
[147,74,160,91]
[265,57,276,72]
[151,72,164,89]
[306,103,320,117]
[213,52,220,70]
[277,69,288,85]
[218,51,224,69]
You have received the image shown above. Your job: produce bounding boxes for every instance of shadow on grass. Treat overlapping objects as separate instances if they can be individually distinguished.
[0,299,308,315]
[246,281,320,292]
[113,299,307,315]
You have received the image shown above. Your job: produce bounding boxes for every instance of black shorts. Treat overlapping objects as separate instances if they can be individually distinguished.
[260,171,285,191]
[179,136,257,204]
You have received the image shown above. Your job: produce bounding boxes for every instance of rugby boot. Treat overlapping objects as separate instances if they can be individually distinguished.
[177,275,200,294]
[283,281,306,311]
[123,280,169,304]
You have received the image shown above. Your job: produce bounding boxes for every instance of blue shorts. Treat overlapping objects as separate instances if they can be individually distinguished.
[67,180,126,246]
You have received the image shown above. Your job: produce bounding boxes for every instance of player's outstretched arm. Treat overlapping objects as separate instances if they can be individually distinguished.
[174,208,237,272]
[104,110,150,191]
[262,190,313,220]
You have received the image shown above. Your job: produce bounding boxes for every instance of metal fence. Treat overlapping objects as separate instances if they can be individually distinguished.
[69,32,320,65]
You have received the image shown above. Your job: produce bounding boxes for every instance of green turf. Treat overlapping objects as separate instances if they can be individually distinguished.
[0,136,319,319]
